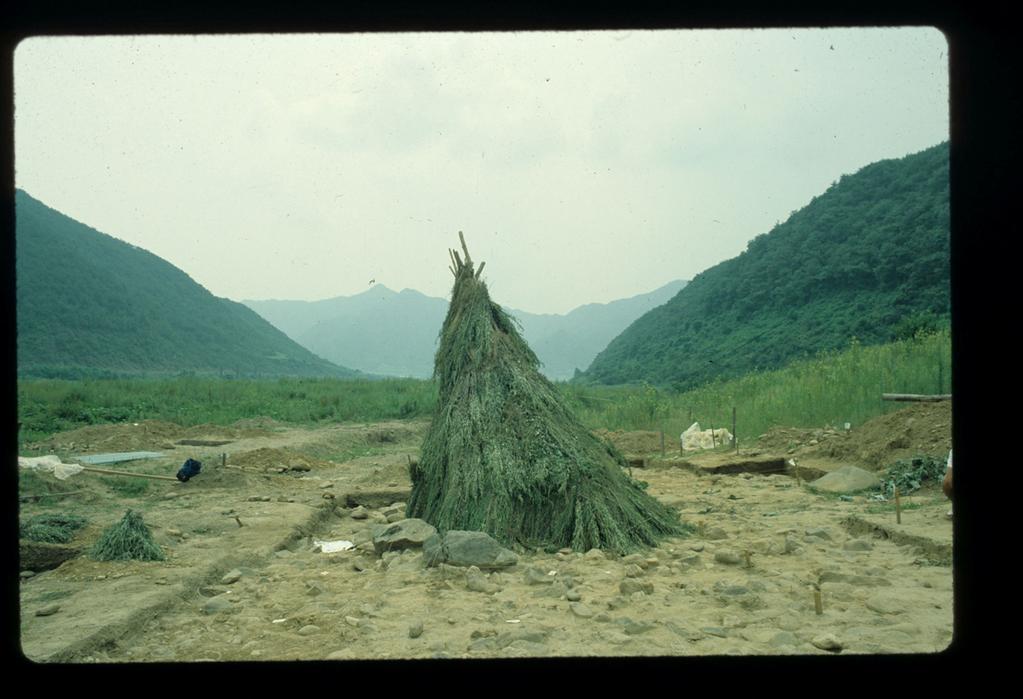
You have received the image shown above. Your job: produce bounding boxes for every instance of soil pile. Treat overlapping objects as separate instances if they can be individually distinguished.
[802,402,951,470]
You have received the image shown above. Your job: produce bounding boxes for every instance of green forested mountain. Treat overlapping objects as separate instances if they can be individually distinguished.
[15,190,361,378]
[578,142,950,390]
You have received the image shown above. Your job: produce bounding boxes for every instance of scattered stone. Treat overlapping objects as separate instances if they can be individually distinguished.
[351,506,369,520]
[689,542,705,552]
[524,567,551,585]
[865,595,904,615]
[624,564,644,578]
[247,495,271,502]
[844,539,874,551]
[20,571,35,580]
[607,595,628,610]
[809,466,880,494]
[819,569,891,587]
[35,603,60,617]
[305,581,325,596]
[466,566,500,594]
[704,527,729,540]
[618,618,656,635]
[352,558,371,572]
[298,624,320,636]
[289,463,311,472]
[566,589,582,602]
[783,536,802,554]
[570,602,594,618]
[811,634,844,652]
[584,548,605,561]
[804,528,832,541]
[409,621,424,639]
[619,579,654,595]
[714,549,743,565]
[326,650,347,660]
[201,595,234,614]
[273,549,294,559]
[769,631,799,648]
[701,627,729,638]
[221,569,243,584]
[344,616,361,627]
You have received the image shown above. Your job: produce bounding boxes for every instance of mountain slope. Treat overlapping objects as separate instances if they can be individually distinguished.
[244,280,687,380]
[15,190,360,378]
[578,142,950,390]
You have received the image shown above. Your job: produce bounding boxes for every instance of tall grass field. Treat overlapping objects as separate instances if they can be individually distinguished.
[18,330,950,448]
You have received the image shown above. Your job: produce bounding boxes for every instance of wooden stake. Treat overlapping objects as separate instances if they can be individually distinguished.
[794,459,801,486]
[234,516,244,528]
[222,453,226,468]
[894,487,902,524]
[814,588,823,615]
[732,406,737,453]
[475,261,485,278]
[660,430,665,457]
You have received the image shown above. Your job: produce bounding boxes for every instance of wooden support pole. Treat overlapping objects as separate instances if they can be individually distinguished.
[882,393,952,402]
[458,230,472,267]
[80,466,178,482]
[660,430,665,457]
[814,587,823,615]
[894,487,902,524]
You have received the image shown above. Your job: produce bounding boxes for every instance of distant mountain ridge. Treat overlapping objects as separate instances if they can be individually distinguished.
[244,279,687,380]
[15,190,360,378]
[577,141,951,390]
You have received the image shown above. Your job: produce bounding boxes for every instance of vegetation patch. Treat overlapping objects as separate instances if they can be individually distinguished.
[90,510,165,562]
[20,513,88,543]
[877,454,947,499]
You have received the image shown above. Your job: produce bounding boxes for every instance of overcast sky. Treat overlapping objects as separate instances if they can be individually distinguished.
[14,28,948,315]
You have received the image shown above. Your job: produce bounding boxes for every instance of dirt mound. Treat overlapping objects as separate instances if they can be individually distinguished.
[29,420,186,453]
[592,429,667,455]
[228,447,333,472]
[755,402,951,471]
[807,402,951,470]
[181,422,272,440]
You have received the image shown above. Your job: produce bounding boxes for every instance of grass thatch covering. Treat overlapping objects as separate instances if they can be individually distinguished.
[90,509,165,562]
[407,233,691,554]
[20,513,88,543]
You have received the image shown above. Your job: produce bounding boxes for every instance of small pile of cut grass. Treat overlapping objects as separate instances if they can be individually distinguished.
[90,510,165,562]
[20,513,88,543]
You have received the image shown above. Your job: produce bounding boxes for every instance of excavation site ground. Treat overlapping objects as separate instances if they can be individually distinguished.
[18,402,954,662]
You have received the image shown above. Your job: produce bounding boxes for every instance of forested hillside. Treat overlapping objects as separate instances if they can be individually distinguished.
[578,142,950,390]
[15,190,360,378]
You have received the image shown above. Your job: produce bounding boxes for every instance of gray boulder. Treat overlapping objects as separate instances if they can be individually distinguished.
[372,518,438,555]
[428,530,518,570]
[809,466,881,494]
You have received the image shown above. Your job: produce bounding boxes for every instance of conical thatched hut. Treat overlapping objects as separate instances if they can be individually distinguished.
[407,233,689,553]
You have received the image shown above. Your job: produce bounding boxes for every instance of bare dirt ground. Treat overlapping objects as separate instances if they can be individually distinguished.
[18,404,954,662]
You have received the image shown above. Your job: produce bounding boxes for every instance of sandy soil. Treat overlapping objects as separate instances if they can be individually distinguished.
[18,404,954,662]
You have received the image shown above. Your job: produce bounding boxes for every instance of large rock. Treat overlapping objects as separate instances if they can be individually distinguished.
[372,518,438,555]
[427,530,518,570]
[809,466,881,494]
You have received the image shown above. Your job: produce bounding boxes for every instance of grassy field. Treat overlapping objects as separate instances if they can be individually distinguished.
[18,330,950,449]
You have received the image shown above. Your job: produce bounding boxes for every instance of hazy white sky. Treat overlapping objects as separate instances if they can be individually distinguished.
[15,28,948,315]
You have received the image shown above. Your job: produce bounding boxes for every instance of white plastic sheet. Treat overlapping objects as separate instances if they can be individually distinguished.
[18,455,85,481]
[314,539,355,553]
